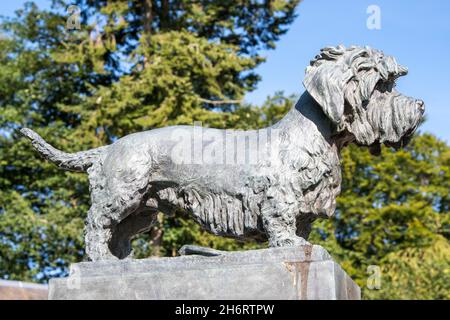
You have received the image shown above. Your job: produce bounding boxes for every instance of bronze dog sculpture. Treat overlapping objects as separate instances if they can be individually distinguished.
[21,45,425,261]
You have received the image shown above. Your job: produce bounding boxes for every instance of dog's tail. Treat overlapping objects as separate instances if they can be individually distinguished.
[20,128,108,172]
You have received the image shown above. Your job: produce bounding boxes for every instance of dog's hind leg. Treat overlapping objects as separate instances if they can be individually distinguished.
[86,192,157,260]
[85,205,118,261]
[85,205,156,261]
[84,160,121,261]
[85,182,159,260]
[84,189,147,261]
[84,155,153,260]
[108,209,158,259]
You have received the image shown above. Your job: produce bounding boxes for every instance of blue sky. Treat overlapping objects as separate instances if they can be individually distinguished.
[2,1,450,142]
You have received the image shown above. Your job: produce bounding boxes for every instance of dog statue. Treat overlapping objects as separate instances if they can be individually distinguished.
[21,45,425,261]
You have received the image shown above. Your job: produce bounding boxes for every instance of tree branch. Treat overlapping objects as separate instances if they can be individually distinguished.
[198,98,242,105]
[161,0,170,30]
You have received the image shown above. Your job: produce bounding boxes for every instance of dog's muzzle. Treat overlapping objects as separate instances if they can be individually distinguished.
[384,98,425,151]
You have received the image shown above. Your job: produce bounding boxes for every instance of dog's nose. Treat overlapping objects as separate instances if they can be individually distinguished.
[416,99,425,114]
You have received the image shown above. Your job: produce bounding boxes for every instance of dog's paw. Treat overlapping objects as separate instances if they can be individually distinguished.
[271,236,310,247]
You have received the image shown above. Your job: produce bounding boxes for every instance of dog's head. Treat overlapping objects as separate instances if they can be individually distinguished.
[303,45,425,155]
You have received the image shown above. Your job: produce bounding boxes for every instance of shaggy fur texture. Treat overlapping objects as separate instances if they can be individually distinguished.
[21,45,424,261]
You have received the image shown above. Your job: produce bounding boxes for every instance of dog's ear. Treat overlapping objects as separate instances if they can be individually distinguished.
[303,58,353,125]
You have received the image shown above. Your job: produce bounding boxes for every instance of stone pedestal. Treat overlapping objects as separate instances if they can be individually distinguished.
[48,245,360,300]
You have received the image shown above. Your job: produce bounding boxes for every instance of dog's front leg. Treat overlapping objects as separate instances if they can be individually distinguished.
[261,197,310,247]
